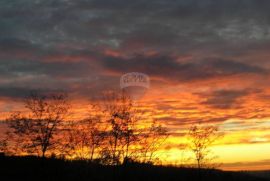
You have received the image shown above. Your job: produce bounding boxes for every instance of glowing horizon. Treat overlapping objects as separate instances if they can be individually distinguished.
[1,0,270,171]
[1,90,270,171]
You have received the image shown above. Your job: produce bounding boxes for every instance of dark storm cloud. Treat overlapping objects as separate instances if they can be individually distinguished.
[1,0,269,50]
[0,0,270,99]
[101,54,266,82]
[0,37,103,78]
[0,38,36,52]
[198,89,260,109]
[1,0,270,50]
[0,87,52,99]
[0,58,92,78]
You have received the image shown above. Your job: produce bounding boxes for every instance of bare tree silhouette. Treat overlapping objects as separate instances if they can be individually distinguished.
[6,92,69,158]
[188,124,221,169]
[139,120,168,164]
[100,92,139,165]
[100,92,168,165]
[0,138,7,154]
[3,91,168,165]
[61,115,106,161]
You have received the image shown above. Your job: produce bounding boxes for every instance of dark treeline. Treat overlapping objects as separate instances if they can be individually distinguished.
[0,155,268,181]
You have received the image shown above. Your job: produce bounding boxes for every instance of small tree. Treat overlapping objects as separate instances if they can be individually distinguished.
[62,116,106,161]
[6,92,69,158]
[188,124,221,169]
[0,138,7,154]
[139,120,168,164]
[61,120,91,160]
[99,92,163,165]
[101,92,136,165]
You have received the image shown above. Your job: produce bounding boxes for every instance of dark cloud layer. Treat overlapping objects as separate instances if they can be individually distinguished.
[102,54,266,82]
[199,89,258,109]
[0,0,269,100]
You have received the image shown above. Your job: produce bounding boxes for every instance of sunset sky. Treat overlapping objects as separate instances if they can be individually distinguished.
[1,0,270,170]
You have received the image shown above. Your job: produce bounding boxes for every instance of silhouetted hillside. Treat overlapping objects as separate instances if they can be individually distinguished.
[246,171,270,180]
[0,155,269,181]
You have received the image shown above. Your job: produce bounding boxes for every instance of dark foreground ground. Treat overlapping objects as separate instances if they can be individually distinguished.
[0,155,269,181]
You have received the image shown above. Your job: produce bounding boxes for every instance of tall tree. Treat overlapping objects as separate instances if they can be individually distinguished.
[6,92,69,158]
[98,92,145,164]
[101,92,135,164]
[100,92,168,165]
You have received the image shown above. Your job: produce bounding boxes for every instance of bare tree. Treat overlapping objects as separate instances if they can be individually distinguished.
[101,92,135,164]
[139,120,168,164]
[6,92,69,158]
[62,115,106,161]
[4,90,169,165]
[0,138,7,154]
[99,92,147,164]
[100,92,168,165]
[86,116,106,161]
[188,124,221,169]
[61,120,91,160]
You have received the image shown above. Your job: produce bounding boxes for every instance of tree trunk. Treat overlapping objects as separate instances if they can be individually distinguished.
[90,146,95,161]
